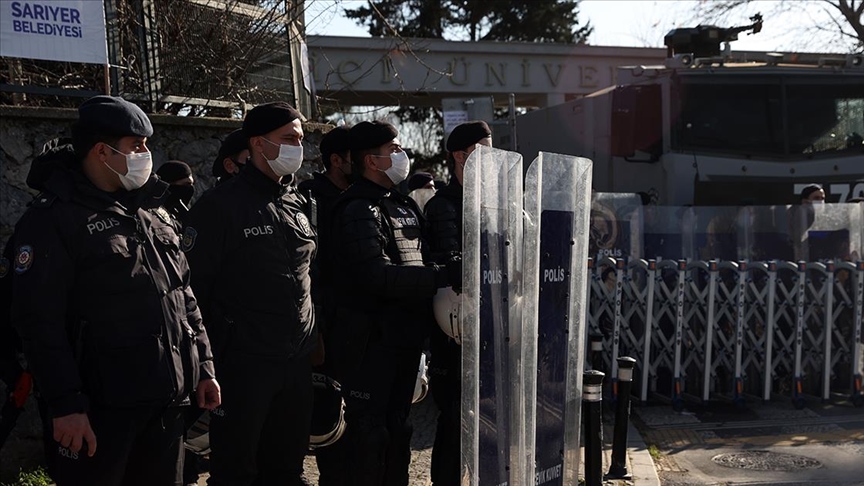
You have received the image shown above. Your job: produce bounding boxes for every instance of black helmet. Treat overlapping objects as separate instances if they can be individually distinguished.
[184,410,213,455]
[310,373,347,449]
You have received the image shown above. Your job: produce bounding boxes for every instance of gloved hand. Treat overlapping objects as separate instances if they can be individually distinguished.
[445,254,462,294]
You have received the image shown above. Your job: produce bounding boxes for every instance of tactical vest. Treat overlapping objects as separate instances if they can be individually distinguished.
[379,197,425,267]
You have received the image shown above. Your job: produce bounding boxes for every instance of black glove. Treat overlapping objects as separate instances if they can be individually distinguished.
[445,254,462,293]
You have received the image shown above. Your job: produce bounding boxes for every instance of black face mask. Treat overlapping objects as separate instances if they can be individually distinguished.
[337,158,356,185]
[170,184,195,209]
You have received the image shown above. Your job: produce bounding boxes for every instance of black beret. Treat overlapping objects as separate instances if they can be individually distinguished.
[350,121,399,151]
[800,184,823,199]
[408,172,434,192]
[446,120,491,152]
[212,129,248,177]
[243,102,302,138]
[156,160,192,184]
[77,95,153,138]
[320,126,352,161]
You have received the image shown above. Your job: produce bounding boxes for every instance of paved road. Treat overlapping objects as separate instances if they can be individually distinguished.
[633,395,864,485]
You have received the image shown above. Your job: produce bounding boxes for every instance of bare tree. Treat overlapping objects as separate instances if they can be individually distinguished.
[693,0,863,52]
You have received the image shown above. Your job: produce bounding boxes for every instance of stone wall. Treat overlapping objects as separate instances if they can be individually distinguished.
[0,105,330,247]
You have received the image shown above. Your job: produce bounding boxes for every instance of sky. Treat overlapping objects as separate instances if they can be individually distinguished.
[304,0,852,53]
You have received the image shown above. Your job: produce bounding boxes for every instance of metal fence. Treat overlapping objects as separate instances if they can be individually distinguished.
[585,196,864,409]
[0,0,307,117]
[587,256,864,409]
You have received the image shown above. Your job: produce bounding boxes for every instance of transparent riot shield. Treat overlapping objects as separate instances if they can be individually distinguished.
[682,206,740,262]
[590,193,643,262]
[803,203,862,262]
[461,145,526,486]
[643,206,687,261]
[523,152,592,486]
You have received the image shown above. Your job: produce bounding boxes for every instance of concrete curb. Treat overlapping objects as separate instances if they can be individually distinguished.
[626,421,661,486]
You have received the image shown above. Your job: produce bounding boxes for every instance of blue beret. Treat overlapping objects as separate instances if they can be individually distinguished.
[77,96,153,138]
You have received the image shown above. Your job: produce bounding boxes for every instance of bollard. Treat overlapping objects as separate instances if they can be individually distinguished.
[606,357,637,480]
[589,333,604,373]
[583,370,605,486]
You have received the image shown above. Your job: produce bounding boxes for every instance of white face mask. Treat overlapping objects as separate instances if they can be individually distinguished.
[379,150,411,185]
[104,145,152,191]
[263,138,303,176]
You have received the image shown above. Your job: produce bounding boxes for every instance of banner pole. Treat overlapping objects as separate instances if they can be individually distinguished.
[104,64,111,95]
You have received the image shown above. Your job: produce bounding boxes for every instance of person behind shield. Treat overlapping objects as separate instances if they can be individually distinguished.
[424,120,492,486]
[327,120,460,485]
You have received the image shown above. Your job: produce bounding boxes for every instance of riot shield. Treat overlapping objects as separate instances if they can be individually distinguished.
[804,203,862,262]
[523,152,592,486]
[590,193,643,262]
[461,145,526,486]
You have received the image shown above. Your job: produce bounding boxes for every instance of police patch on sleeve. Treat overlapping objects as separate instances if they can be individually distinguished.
[0,257,9,278]
[181,227,198,252]
[14,245,33,274]
[295,213,312,237]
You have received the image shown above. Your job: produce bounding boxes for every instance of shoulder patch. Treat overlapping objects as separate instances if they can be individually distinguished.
[295,212,312,237]
[0,257,9,278]
[14,245,34,274]
[181,227,198,252]
[31,193,57,208]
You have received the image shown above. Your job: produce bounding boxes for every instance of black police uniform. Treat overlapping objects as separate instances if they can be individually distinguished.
[297,171,345,485]
[298,171,342,335]
[183,162,316,486]
[9,139,216,486]
[329,177,448,486]
[423,180,464,486]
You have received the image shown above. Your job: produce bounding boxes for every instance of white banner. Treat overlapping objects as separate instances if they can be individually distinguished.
[0,0,108,65]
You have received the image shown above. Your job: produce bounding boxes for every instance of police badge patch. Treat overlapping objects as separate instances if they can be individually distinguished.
[295,213,312,237]
[154,207,173,226]
[14,245,33,274]
[181,227,198,252]
[0,257,9,278]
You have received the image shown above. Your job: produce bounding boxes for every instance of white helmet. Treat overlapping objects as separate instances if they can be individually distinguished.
[412,353,429,404]
[184,410,212,455]
[433,286,462,344]
[309,373,347,450]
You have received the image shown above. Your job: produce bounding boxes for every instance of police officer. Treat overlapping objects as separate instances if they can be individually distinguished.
[212,129,249,184]
[9,95,221,486]
[183,102,316,486]
[424,120,491,486]
[298,125,353,334]
[156,160,195,224]
[298,126,353,354]
[297,125,353,485]
[328,120,460,485]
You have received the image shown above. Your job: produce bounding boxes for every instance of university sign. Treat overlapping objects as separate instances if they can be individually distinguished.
[306,35,666,107]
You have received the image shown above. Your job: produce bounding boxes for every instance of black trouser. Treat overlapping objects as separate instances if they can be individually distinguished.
[207,351,312,486]
[429,333,461,486]
[48,406,185,486]
[183,405,206,485]
[338,340,420,486]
